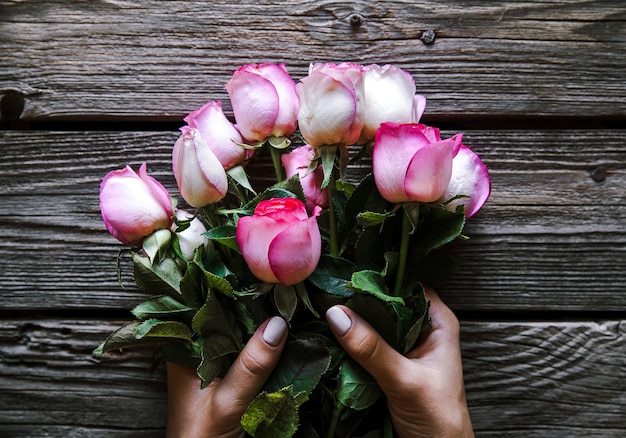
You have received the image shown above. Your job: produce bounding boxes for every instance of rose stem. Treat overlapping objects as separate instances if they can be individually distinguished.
[269,144,284,182]
[393,206,412,297]
[328,168,339,258]
[326,402,343,438]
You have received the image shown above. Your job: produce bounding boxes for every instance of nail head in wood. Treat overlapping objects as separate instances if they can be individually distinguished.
[421,29,436,45]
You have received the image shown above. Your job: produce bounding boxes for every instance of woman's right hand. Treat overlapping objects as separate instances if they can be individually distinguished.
[326,288,474,438]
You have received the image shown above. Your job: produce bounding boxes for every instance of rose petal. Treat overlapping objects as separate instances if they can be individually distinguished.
[172,128,228,207]
[440,145,491,217]
[236,215,283,284]
[373,123,432,203]
[412,94,426,123]
[253,63,299,137]
[297,71,358,147]
[184,101,246,169]
[268,215,322,286]
[404,136,457,202]
[360,64,418,142]
[227,69,280,142]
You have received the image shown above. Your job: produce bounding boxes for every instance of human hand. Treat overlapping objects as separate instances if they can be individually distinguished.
[166,316,288,438]
[326,288,473,438]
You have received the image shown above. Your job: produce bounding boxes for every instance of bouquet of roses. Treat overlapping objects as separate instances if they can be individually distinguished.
[94,62,490,437]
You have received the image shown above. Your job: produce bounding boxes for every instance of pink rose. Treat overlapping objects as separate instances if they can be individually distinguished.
[184,101,246,170]
[226,63,299,143]
[281,145,329,213]
[100,163,174,247]
[373,123,462,203]
[359,64,426,143]
[236,198,322,286]
[296,62,365,147]
[439,145,491,218]
[172,127,228,208]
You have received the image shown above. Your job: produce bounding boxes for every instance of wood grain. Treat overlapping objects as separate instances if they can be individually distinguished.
[1,0,625,120]
[1,318,624,436]
[1,1,625,435]
[1,129,624,312]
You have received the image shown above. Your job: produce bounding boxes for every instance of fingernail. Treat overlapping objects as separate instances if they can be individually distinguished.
[326,306,352,336]
[262,316,287,347]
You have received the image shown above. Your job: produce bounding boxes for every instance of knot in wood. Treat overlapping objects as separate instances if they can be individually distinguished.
[420,29,436,45]
[590,167,607,183]
[0,90,25,121]
[348,13,364,27]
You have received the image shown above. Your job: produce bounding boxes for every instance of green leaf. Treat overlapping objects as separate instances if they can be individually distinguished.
[160,341,202,368]
[294,282,320,318]
[227,164,256,195]
[354,227,386,272]
[390,283,430,354]
[243,175,305,210]
[93,320,175,356]
[241,386,300,438]
[205,225,240,253]
[192,292,243,386]
[132,253,181,297]
[131,295,193,319]
[200,334,239,361]
[308,255,355,298]
[413,206,466,257]
[198,263,235,298]
[274,284,298,322]
[191,291,242,343]
[331,186,349,235]
[134,319,193,341]
[401,300,430,354]
[347,270,404,304]
[347,294,398,347]
[179,257,205,310]
[337,359,383,410]
[272,174,306,202]
[196,333,239,386]
[357,210,396,228]
[319,144,337,190]
[142,229,172,264]
[232,296,272,335]
[203,249,236,279]
[263,338,331,396]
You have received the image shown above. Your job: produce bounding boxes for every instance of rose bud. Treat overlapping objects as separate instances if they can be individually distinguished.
[296,62,365,148]
[236,198,322,286]
[172,127,228,208]
[172,209,213,260]
[373,123,462,203]
[438,145,491,218]
[281,144,329,213]
[359,64,426,143]
[100,163,174,247]
[184,101,246,170]
[226,63,299,143]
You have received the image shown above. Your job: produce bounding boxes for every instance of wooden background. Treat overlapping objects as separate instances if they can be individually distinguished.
[1,0,625,436]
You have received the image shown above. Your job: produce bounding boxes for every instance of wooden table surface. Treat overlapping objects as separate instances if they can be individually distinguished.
[1,1,625,436]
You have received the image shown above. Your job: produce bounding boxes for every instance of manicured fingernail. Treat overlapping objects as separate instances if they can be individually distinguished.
[326,306,352,336]
[263,316,287,347]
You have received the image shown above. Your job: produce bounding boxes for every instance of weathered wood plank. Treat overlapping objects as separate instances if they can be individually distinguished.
[1,319,625,436]
[0,320,167,436]
[462,319,626,437]
[0,129,624,311]
[1,0,625,120]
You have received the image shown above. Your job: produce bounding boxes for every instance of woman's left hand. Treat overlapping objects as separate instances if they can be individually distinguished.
[166,316,288,438]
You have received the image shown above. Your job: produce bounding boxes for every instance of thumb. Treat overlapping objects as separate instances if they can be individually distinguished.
[214,316,288,413]
[326,305,410,394]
